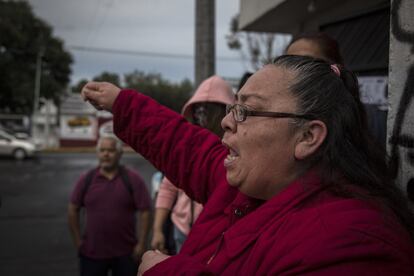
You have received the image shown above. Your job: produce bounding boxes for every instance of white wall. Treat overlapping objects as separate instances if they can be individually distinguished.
[387,0,414,199]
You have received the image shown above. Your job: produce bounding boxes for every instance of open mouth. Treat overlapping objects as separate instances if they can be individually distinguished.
[222,141,239,167]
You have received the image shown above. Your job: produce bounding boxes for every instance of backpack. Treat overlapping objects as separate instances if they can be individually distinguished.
[80,166,133,206]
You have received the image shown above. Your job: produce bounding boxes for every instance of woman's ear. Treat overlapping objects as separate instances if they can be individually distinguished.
[294,120,327,160]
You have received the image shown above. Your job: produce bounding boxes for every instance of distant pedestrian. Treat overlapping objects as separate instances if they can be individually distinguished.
[285,32,343,64]
[67,134,151,276]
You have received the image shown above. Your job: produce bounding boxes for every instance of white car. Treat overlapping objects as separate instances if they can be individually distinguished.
[0,129,38,160]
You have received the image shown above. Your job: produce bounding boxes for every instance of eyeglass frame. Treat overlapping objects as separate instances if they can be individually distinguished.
[226,104,316,123]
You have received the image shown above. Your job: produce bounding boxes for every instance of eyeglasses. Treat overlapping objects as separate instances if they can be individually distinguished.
[226,104,315,123]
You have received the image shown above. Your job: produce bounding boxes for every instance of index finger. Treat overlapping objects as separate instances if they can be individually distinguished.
[82,89,102,103]
[84,81,102,92]
[80,82,98,101]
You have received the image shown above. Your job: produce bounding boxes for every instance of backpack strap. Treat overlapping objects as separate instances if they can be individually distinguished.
[80,167,98,206]
[119,165,133,195]
[80,166,134,206]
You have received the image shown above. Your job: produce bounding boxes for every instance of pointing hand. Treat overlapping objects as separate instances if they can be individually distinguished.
[81,81,121,112]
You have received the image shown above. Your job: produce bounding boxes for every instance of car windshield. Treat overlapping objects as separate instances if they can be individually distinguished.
[1,128,15,136]
[0,129,14,138]
[0,127,29,139]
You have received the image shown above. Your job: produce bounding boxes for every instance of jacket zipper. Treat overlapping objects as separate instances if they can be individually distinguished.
[207,232,225,264]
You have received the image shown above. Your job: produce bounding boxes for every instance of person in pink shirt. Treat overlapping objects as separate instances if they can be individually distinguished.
[151,76,235,253]
[81,55,414,275]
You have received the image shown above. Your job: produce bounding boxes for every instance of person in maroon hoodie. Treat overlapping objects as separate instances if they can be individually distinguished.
[81,55,414,275]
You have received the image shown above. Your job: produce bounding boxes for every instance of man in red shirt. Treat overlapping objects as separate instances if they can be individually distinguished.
[68,134,151,276]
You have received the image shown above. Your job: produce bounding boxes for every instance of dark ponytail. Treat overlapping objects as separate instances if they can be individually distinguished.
[272,55,414,240]
[337,65,369,133]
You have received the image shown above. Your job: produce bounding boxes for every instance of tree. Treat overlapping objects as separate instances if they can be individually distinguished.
[0,0,73,114]
[71,72,121,93]
[72,70,192,113]
[71,79,89,94]
[124,70,193,113]
[226,14,290,72]
[93,71,121,87]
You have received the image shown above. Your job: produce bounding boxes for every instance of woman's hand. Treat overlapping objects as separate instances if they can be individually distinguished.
[138,250,170,275]
[81,81,121,112]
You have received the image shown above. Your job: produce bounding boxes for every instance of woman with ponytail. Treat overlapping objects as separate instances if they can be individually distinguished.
[82,55,414,275]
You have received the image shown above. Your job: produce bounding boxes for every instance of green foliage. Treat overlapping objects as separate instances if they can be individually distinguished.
[0,0,73,114]
[71,70,193,113]
[124,70,193,113]
[93,71,121,87]
[71,71,120,93]
[71,79,89,94]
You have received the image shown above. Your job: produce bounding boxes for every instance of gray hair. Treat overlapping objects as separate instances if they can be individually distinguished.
[270,55,365,170]
[96,134,123,152]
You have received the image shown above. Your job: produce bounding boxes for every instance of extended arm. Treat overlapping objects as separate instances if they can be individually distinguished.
[82,82,227,204]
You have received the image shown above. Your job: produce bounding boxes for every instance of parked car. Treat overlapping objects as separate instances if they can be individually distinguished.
[0,127,30,140]
[0,129,38,160]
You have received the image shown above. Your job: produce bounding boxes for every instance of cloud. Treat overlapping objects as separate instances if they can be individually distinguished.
[27,0,244,84]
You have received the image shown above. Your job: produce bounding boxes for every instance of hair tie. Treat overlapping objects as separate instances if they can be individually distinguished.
[330,64,341,77]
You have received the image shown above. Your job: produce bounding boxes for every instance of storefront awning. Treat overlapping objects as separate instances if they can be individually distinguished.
[238,0,388,34]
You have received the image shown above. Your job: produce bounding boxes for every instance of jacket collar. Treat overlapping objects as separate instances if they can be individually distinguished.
[223,170,323,259]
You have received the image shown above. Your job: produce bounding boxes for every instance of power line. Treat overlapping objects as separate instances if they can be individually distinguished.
[68,45,242,62]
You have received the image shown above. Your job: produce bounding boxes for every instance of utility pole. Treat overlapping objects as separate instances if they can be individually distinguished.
[33,48,44,115]
[31,47,44,137]
[195,0,215,88]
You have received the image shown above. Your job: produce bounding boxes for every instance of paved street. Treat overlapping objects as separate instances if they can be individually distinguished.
[0,152,157,276]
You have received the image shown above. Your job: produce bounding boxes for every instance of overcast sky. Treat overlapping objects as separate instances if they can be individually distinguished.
[27,0,247,86]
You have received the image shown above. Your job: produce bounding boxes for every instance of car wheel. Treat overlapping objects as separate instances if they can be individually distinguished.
[13,148,27,160]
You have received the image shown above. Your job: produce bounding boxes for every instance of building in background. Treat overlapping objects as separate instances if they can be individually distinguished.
[239,0,389,146]
[32,99,59,149]
[60,94,114,147]
[239,0,414,202]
